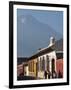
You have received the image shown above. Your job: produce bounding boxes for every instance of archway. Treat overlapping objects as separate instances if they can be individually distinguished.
[51,58,55,78]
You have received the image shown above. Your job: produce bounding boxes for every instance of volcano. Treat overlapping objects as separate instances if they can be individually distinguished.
[17,15,63,57]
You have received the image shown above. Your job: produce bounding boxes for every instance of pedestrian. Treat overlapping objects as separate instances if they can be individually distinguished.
[44,70,47,79]
[52,71,57,78]
[58,70,62,78]
[47,70,51,79]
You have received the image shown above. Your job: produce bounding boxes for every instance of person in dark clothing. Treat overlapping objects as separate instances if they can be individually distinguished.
[20,72,24,77]
[47,70,52,79]
[17,72,24,80]
[44,71,47,79]
[52,71,57,78]
[58,70,62,78]
[47,71,51,79]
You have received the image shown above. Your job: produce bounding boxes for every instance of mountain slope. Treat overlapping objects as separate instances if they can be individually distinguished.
[17,15,63,57]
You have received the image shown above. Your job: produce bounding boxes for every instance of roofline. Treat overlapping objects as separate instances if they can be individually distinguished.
[28,44,55,60]
[56,51,63,53]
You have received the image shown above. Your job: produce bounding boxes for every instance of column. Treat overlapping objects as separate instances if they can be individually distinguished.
[49,59,52,79]
[45,56,47,71]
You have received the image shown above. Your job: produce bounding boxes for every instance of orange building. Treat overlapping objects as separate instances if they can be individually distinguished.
[56,52,63,78]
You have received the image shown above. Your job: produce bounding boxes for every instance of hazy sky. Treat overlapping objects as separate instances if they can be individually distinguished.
[17,9,63,57]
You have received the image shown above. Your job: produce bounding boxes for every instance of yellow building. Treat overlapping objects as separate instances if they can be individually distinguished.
[22,57,38,78]
[28,58,38,77]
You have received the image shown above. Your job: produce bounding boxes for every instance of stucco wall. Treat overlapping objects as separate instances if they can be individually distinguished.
[56,59,63,77]
[17,64,24,76]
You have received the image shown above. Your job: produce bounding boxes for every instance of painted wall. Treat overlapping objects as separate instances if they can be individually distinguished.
[28,58,37,77]
[17,64,24,76]
[38,51,56,78]
[56,59,63,78]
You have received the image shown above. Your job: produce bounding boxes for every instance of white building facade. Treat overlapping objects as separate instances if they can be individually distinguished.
[37,37,57,79]
[37,51,57,79]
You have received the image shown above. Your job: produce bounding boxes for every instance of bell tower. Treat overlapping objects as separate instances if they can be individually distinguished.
[49,37,55,46]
